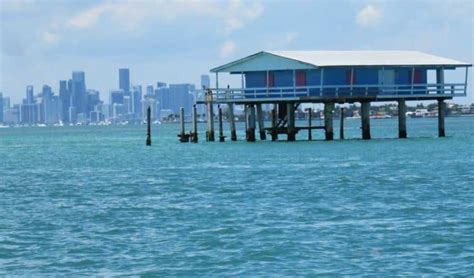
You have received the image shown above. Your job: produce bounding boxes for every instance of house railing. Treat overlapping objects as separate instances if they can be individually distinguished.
[205,83,467,102]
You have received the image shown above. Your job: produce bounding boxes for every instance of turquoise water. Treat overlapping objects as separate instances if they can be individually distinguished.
[1,117,473,275]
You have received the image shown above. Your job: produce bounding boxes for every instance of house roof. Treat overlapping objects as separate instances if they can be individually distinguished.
[211,50,471,72]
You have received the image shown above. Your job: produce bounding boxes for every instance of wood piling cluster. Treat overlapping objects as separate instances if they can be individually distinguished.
[172,98,448,144]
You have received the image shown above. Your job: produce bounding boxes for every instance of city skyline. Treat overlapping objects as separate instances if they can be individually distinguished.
[1,0,472,104]
[0,67,208,125]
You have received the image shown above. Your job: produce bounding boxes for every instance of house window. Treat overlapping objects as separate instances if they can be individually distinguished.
[296,71,306,87]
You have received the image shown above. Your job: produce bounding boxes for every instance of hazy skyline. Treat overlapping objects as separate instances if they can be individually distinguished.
[1,0,473,103]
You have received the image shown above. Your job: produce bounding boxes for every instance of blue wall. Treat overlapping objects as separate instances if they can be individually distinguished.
[244,67,428,97]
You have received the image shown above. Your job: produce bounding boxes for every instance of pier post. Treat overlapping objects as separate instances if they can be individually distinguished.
[398,99,407,138]
[339,107,345,140]
[146,106,151,146]
[271,107,278,141]
[191,104,198,143]
[179,107,188,143]
[324,102,334,140]
[206,99,215,142]
[438,99,446,137]
[256,104,266,140]
[218,105,225,142]
[228,103,237,141]
[361,101,371,140]
[307,108,312,141]
[246,104,256,142]
[287,102,296,141]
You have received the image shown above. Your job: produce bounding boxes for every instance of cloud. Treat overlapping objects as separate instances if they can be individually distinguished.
[64,0,263,33]
[220,40,236,58]
[67,4,109,28]
[356,5,382,27]
[41,31,59,44]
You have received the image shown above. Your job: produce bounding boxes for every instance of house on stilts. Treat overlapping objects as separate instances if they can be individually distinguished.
[197,50,471,142]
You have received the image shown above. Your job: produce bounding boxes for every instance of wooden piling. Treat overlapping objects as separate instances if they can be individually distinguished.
[398,99,407,138]
[271,107,278,141]
[218,105,225,142]
[228,103,237,141]
[206,97,215,142]
[287,102,296,141]
[246,104,256,142]
[256,104,266,140]
[179,107,188,143]
[438,99,446,137]
[191,104,198,143]
[361,101,371,140]
[307,108,312,141]
[146,106,151,146]
[339,107,345,140]
[324,102,334,140]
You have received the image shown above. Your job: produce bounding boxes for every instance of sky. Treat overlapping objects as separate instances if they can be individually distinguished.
[1,0,473,104]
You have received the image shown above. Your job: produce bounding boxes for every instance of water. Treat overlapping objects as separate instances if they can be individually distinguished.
[1,117,473,276]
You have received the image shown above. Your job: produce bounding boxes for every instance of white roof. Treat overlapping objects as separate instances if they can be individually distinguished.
[269,50,470,67]
[211,50,470,72]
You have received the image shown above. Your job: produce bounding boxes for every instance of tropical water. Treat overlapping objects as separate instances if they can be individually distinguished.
[1,117,473,276]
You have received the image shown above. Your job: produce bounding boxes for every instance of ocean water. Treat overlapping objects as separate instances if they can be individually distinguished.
[1,117,473,276]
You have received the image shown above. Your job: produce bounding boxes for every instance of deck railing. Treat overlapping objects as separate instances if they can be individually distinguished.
[205,83,466,102]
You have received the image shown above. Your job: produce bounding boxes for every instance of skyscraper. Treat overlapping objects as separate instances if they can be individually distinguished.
[119,68,130,93]
[169,84,195,115]
[71,71,86,117]
[26,85,34,104]
[131,85,142,118]
[59,80,70,122]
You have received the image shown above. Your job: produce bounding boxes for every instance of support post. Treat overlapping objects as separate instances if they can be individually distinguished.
[146,106,151,146]
[361,102,371,140]
[206,90,215,142]
[436,67,445,95]
[324,102,334,140]
[307,108,312,141]
[218,105,225,142]
[246,104,256,142]
[398,99,407,138]
[191,104,198,143]
[256,104,266,140]
[287,102,296,141]
[339,107,344,140]
[438,99,446,137]
[179,107,188,143]
[271,107,278,141]
[228,103,237,141]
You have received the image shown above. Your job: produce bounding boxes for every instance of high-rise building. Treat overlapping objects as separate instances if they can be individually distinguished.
[59,80,70,122]
[110,90,124,106]
[201,74,210,89]
[123,96,131,115]
[155,86,170,116]
[119,68,130,93]
[131,85,142,118]
[146,85,154,98]
[71,71,86,115]
[69,106,77,124]
[41,85,53,124]
[3,96,10,110]
[141,98,156,120]
[169,84,195,115]
[157,82,167,88]
[87,90,100,115]
[26,85,34,104]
